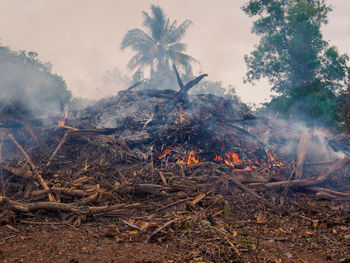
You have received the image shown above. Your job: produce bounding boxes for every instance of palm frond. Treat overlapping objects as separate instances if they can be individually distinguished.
[167,20,193,44]
[127,52,154,70]
[167,50,198,75]
[168,43,187,53]
[143,5,168,42]
[121,29,155,52]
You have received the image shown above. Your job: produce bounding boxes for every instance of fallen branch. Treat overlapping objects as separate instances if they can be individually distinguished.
[307,187,350,197]
[8,133,36,170]
[0,195,140,215]
[2,165,35,180]
[156,197,193,212]
[8,133,56,202]
[32,187,93,197]
[257,156,350,190]
[216,169,274,208]
[122,219,143,231]
[145,218,180,243]
[315,156,350,183]
[46,131,70,166]
[116,183,169,195]
[165,64,208,113]
[188,193,207,207]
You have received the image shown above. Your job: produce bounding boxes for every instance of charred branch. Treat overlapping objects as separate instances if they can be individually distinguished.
[164,64,208,113]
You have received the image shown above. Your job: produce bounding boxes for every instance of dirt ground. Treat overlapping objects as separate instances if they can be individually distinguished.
[1,192,350,263]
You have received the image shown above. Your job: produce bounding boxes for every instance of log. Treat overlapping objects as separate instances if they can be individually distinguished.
[307,187,350,197]
[2,165,34,180]
[295,131,312,179]
[0,195,140,215]
[315,156,350,183]
[257,156,350,190]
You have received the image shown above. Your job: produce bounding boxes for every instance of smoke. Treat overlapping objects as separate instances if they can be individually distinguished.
[263,116,346,164]
[0,46,71,120]
[93,67,132,99]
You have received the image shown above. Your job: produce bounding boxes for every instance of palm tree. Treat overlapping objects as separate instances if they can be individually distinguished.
[121,5,197,80]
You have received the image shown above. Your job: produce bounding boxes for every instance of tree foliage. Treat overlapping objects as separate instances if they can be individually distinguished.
[121,5,197,89]
[0,45,71,116]
[243,0,349,127]
[338,71,350,132]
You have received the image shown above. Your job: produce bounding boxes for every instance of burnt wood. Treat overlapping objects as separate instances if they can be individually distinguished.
[164,64,208,114]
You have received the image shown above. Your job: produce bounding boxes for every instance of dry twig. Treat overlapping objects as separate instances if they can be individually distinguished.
[46,131,70,166]
[145,218,179,243]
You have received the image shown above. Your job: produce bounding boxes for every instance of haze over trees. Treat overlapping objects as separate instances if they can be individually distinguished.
[0,45,71,116]
[243,0,350,127]
[2,1,349,130]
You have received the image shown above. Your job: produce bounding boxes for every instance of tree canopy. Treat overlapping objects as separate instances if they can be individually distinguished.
[243,0,350,127]
[121,5,197,89]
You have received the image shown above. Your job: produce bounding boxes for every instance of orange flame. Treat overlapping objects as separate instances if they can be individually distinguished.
[223,152,241,168]
[175,113,185,125]
[215,152,241,168]
[214,154,223,161]
[58,111,68,126]
[158,148,172,159]
[267,152,283,167]
[177,150,199,165]
[179,113,184,122]
[248,159,256,169]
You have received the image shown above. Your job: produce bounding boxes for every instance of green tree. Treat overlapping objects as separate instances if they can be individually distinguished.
[338,69,350,132]
[121,5,197,88]
[243,0,349,127]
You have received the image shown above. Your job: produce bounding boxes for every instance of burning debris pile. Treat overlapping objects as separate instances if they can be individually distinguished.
[1,67,350,261]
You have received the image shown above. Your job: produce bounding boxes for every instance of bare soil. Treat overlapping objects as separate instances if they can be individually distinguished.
[1,191,350,263]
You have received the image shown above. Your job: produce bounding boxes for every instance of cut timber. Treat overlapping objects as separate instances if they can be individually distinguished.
[295,131,312,179]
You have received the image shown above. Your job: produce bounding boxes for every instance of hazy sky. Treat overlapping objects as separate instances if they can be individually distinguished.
[0,0,349,104]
